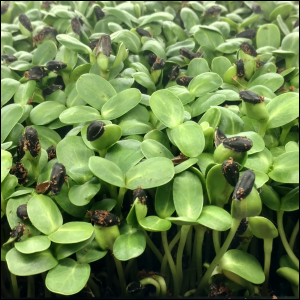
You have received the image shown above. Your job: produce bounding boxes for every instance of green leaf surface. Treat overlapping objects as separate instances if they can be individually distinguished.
[15,236,51,254]
[248,73,284,92]
[141,139,173,159]
[1,78,21,107]
[27,194,63,235]
[101,88,141,120]
[1,104,23,143]
[7,248,57,276]
[56,34,91,55]
[32,40,57,65]
[267,93,299,129]
[191,94,226,117]
[211,57,232,79]
[194,27,224,51]
[219,249,265,284]
[113,230,146,261]
[69,177,100,206]
[118,119,152,135]
[206,164,234,207]
[57,136,94,184]
[1,149,12,183]
[256,24,281,49]
[173,171,203,220]
[46,258,90,295]
[48,222,94,244]
[227,131,265,155]
[51,233,95,261]
[214,106,244,135]
[245,148,273,173]
[248,216,278,239]
[170,121,205,157]
[199,107,221,130]
[188,72,223,97]
[139,216,172,232]
[59,106,101,124]
[76,239,107,264]
[269,151,299,184]
[30,101,66,125]
[197,205,232,231]
[139,12,174,26]
[155,180,175,219]
[89,156,125,188]
[125,157,174,189]
[76,73,116,110]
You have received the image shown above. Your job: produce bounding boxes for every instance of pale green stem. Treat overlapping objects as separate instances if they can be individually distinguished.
[27,275,35,297]
[262,238,273,295]
[115,187,127,217]
[277,211,299,269]
[190,232,197,289]
[153,275,167,296]
[41,272,51,297]
[195,225,206,283]
[161,230,181,275]
[212,230,221,254]
[176,225,191,294]
[87,277,100,297]
[258,120,268,138]
[61,71,70,86]
[279,126,291,146]
[10,273,19,298]
[144,231,163,263]
[97,148,107,158]
[161,231,179,296]
[291,285,299,297]
[106,183,118,200]
[195,218,241,295]
[139,277,160,296]
[124,258,135,279]
[1,192,6,215]
[113,256,126,296]
[289,219,299,250]
[184,289,196,297]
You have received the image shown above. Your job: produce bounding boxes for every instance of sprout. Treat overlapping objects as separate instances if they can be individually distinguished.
[24,66,48,80]
[10,222,27,242]
[235,59,245,78]
[10,162,29,186]
[46,145,56,161]
[17,134,25,161]
[19,13,33,32]
[152,57,165,70]
[86,121,105,141]
[176,75,193,86]
[49,163,66,195]
[133,186,147,204]
[87,210,120,227]
[222,158,240,187]
[136,28,152,37]
[203,5,222,17]
[236,29,256,39]
[239,90,264,104]
[232,170,255,201]
[46,61,67,72]
[43,85,63,97]
[168,65,180,81]
[1,54,17,63]
[71,17,81,37]
[24,127,41,158]
[222,136,253,153]
[239,42,257,57]
[94,6,105,21]
[16,204,28,220]
[33,26,57,47]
